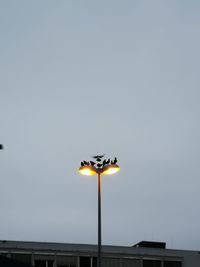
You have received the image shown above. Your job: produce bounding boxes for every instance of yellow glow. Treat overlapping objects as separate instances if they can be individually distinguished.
[79,166,96,176]
[102,164,120,175]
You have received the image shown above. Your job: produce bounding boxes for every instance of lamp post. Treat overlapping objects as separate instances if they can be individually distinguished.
[79,155,120,267]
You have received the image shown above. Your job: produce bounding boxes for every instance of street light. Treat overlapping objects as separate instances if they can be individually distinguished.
[78,155,120,267]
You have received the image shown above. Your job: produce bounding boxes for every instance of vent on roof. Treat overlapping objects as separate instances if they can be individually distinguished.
[133,241,166,249]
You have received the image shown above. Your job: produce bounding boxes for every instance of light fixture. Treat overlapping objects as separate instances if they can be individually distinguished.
[79,166,96,176]
[102,164,120,175]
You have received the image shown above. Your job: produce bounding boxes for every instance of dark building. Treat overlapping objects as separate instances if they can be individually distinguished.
[0,255,32,267]
[0,240,200,267]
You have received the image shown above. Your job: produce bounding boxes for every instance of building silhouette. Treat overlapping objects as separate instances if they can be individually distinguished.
[0,240,200,267]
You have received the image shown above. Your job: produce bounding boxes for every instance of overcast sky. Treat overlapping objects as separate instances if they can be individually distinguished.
[0,0,200,251]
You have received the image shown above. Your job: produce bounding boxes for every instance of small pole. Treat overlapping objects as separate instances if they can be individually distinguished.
[97,172,102,267]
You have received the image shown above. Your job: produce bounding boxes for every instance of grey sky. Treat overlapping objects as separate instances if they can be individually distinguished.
[0,1,200,250]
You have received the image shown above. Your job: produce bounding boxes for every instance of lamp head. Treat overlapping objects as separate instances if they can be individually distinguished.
[79,155,120,176]
[79,166,97,176]
[102,164,120,175]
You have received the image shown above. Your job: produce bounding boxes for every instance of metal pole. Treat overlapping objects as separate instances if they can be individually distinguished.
[97,172,101,267]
